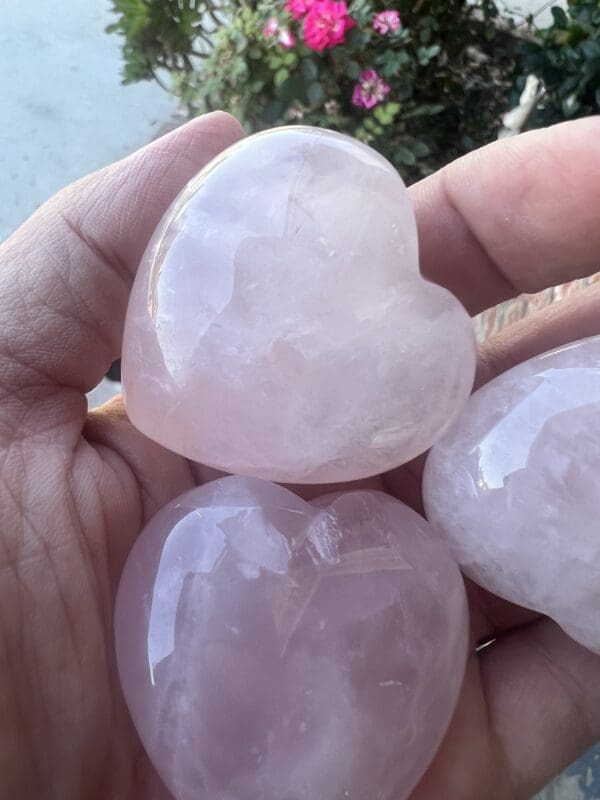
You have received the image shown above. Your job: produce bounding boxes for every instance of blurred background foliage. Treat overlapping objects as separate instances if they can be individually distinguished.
[107,0,600,180]
[517,1,600,125]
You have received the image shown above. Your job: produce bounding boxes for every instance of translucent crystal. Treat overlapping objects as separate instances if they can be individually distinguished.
[115,476,468,800]
[122,126,475,483]
[424,335,600,652]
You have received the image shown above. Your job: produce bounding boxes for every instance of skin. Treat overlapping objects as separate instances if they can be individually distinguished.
[1,111,600,800]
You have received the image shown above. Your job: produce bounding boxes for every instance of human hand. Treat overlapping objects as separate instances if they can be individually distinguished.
[0,111,599,800]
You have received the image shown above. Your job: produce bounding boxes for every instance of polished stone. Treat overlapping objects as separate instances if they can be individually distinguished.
[423,335,600,652]
[122,126,475,483]
[115,476,469,800]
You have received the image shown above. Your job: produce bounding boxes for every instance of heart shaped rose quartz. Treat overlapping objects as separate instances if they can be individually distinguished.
[115,476,468,800]
[121,126,475,483]
[424,335,600,653]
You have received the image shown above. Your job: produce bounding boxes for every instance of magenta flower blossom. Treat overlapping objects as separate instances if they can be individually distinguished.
[285,0,315,20]
[278,27,297,48]
[262,16,279,37]
[263,17,296,48]
[372,9,401,34]
[352,69,391,109]
[303,0,356,52]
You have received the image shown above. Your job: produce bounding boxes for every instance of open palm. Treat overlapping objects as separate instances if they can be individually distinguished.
[1,112,600,800]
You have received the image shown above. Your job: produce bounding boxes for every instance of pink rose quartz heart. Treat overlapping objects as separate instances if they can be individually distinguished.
[423,335,600,652]
[115,476,468,800]
[121,126,476,483]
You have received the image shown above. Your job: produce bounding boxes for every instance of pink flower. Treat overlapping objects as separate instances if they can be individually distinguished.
[285,0,314,20]
[372,9,402,34]
[263,16,279,37]
[352,69,391,109]
[302,0,356,52]
[263,17,297,48]
[278,27,297,48]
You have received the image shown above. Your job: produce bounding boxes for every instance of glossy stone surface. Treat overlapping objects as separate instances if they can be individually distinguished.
[122,126,476,483]
[423,335,600,652]
[115,476,468,800]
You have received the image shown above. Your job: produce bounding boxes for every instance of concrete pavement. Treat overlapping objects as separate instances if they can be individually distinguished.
[0,0,176,241]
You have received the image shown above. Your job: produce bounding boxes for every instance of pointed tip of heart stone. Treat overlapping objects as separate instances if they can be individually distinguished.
[122,126,476,483]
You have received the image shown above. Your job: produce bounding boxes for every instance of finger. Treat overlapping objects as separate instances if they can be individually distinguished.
[0,112,244,398]
[410,117,600,315]
[481,619,600,799]
[83,395,194,583]
[410,655,515,800]
[412,620,600,800]
[476,279,600,387]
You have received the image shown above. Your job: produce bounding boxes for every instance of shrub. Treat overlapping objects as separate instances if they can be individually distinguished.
[107,0,518,180]
[516,0,600,126]
[106,0,218,85]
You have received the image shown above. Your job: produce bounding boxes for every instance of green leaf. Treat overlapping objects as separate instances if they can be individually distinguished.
[560,74,582,94]
[307,81,325,104]
[417,44,441,65]
[302,58,319,81]
[233,31,248,51]
[373,102,401,124]
[344,26,362,49]
[374,106,392,124]
[580,39,600,59]
[396,76,414,101]
[346,60,361,79]
[411,140,430,157]
[401,103,445,119]
[382,61,399,78]
[248,46,263,59]
[278,73,305,102]
[274,67,290,87]
[282,51,297,66]
[263,97,286,124]
[397,145,417,166]
[231,60,249,81]
[582,57,600,78]
[562,92,580,117]
[551,6,569,28]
